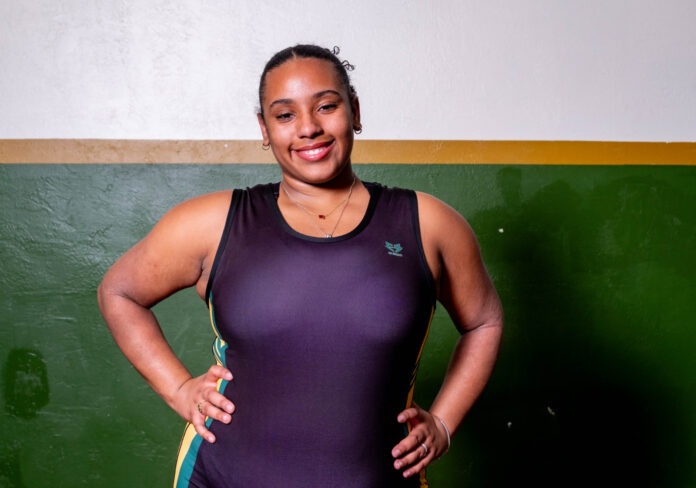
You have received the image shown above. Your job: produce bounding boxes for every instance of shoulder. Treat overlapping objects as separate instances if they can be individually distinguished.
[164,189,233,217]
[154,190,233,234]
[415,191,478,249]
[144,190,233,264]
[415,191,483,292]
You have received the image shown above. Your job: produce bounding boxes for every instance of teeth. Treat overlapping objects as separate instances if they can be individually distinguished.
[301,147,324,156]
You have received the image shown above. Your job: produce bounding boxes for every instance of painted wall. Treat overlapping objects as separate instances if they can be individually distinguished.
[1,0,695,141]
[1,163,695,487]
[2,1,696,486]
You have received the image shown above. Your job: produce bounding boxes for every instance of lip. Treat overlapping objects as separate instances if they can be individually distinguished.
[292,140,335,162]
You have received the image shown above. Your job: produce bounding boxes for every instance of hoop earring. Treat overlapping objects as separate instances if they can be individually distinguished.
[262,143,270,151]
[354,125,362,135]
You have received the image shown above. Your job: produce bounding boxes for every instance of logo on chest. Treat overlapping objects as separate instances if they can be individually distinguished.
[385,241,403,257]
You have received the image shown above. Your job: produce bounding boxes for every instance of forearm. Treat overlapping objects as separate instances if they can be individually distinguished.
[429,321,503,436]
[98,288,192,411]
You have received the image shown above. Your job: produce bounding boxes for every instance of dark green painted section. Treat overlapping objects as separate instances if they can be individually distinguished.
[1,164,694,487]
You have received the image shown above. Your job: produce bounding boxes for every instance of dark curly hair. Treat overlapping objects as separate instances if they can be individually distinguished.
[258,44,356,117]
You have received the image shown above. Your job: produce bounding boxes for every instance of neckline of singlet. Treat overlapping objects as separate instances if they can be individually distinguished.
[268,181,382,243]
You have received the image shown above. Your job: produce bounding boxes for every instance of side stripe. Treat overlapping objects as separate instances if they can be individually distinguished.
[208,297,228,366]
[405,305,436,409]
[403,305,436,488]
[172,293,229,487]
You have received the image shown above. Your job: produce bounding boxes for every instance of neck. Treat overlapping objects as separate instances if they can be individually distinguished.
[280,167,356,200]
[282,174,356,204]
[279,174,359,238]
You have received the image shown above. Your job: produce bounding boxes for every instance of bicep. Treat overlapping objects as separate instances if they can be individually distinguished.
[100,191,230,308]
[439,233,502,333]
[102,232,199,309]
[418,193,503,333]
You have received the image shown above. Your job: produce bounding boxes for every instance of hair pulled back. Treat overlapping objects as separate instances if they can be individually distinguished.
[258,44,356,117]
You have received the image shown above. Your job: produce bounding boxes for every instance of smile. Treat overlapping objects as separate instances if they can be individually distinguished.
[294,141,334,162]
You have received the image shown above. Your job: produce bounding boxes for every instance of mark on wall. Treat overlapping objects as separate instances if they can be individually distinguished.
[0,445,25,488]
[3,349,49,419]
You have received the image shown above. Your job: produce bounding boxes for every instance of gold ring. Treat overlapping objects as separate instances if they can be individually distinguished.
[197,402,203,414]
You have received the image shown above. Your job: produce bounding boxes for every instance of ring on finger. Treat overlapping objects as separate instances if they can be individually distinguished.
[197,402,205,414]
[420,442,428,456]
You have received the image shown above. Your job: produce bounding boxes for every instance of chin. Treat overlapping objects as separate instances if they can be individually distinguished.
[287,160,351,185]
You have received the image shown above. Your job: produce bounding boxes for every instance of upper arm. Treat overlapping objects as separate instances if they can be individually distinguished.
[417,192,503,333]
[99,190,232,308]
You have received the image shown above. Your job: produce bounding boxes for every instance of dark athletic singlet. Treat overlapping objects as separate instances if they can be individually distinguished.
[175,182,436,488]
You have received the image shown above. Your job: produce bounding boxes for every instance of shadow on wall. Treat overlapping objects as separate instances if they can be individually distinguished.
[1,349,49,487]
[463,167,694,487]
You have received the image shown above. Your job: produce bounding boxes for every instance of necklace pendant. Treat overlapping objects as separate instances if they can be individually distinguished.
[280,175,356,242]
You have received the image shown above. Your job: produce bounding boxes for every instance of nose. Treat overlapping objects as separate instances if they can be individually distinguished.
[297,111,323,138]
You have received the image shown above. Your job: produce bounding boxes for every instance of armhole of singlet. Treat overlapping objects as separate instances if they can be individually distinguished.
[204,189,243,305]
[409,190,438,306]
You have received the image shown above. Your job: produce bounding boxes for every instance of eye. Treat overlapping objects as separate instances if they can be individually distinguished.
[275,112,294,122]
[318,103,338,113]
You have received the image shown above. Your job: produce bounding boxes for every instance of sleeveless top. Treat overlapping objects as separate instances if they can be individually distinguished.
[175,182,436,488]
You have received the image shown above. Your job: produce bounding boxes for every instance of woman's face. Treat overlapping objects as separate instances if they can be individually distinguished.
[257,57,360,186]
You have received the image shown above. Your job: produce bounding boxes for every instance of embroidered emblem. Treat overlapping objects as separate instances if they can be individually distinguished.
[385,241,403,257]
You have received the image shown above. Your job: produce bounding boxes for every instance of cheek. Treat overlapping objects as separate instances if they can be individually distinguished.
[327,115,354,137]
[265,123,292,143]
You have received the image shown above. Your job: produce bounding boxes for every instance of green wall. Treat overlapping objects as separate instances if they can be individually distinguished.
[1,164,694,487]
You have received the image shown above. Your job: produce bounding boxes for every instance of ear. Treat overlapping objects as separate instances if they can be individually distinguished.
[257,112,270,146]
[351,96,361,131]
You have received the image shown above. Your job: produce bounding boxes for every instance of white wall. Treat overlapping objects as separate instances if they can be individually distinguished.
[1,0,694,141]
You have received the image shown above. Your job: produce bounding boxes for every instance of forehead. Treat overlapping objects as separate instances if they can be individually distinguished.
[262,57,345,104]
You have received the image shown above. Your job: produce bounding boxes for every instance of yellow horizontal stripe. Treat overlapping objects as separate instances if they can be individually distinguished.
[0,139,694,165]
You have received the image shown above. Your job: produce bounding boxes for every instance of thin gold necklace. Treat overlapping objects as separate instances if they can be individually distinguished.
[281,176,357,238]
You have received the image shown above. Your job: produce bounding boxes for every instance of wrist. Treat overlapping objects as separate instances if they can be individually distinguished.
[431,413,452,453]
[162,374,194,409]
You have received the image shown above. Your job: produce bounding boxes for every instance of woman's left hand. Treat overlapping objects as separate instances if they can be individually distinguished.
[391,403,450,478]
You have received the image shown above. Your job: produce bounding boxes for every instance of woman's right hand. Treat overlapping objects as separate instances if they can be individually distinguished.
[173,365,235,443]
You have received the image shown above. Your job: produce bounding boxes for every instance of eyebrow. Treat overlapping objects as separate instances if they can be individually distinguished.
[268,89,343,109]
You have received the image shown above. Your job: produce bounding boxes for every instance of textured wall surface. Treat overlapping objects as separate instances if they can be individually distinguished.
[1,163,695,486]
[2,0,696,140]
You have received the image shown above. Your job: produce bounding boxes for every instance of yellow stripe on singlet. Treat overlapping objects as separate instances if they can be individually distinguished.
[172,295,229,487]
[173,422,199,487]
[401,305,436,488]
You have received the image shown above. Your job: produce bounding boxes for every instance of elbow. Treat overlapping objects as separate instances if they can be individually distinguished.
[96,270,123,318]
[96,275,116,321]
[485,309,505,340]
[484,294,505,333]
[459,306,504,339]
[492,308,505,331]
[96,279,108,312]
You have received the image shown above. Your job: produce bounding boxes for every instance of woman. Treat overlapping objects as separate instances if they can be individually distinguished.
[98,44,503,487]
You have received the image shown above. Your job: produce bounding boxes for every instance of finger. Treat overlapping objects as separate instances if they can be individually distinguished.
[396,406,422,424]
[206,390,236,415]
[391,427,425,459]
[197,392,234,424]
[396,401,428,423]
[401,455,430,479]
[205,364,233,382]
[198,399,233,425]
[192,414,216,444]
[393,442,432,474]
